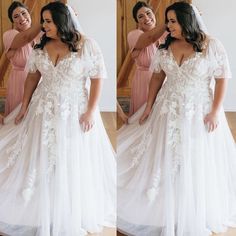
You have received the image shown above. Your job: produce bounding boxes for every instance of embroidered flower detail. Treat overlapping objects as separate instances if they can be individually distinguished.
[22,168,37,205]
[130,127,152,168]
[147,169,161,202]
[5,126,28,169]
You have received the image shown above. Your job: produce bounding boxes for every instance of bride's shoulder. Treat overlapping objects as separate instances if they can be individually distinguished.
[203,35,224,51]
[77,35,103,58]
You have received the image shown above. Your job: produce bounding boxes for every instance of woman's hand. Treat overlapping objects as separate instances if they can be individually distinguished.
[204,112,219,132]
[117,102,128,124]
[139,106,152,125]
[0,115,4,125]
[120,112,129,124]
[79,111,94,132]
[15,105,27,125]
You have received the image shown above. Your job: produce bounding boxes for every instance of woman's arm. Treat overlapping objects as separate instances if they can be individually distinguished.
[134,24,166,50]
[15,70,41,124]
[79,79,103,132]
[0,114,3,125]
[204,79,227,132]
[87,79,103,113]
[211,79,227,114]
[139,70,166,124]
[9,23,41,50]
[117,101,128,124]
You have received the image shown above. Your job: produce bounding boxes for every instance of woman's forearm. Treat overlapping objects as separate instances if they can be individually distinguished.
[22,71,41,109]
[211,79,227,114]
[10,23,42,49]
[134,24,166,50]
[146,70,165,109]
[87,79,103,114]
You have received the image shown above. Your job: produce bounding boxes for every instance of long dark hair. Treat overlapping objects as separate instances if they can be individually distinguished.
[35,2,80,52]
[132,1,153,23]
[160,1,206,52]
[8,1,29,23]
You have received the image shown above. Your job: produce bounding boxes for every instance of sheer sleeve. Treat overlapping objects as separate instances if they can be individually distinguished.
[26,49,38,73]
[208,38,232,79]
[150,49,162,73]
[3,29,19,53]
[82,38,107,79]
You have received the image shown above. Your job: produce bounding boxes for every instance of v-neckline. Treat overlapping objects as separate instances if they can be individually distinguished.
[43,48,73,68]
[169,46,197,68]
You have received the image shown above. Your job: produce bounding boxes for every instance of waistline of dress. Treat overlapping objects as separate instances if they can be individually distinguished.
[12,66,26,71]
[136,65,150,71]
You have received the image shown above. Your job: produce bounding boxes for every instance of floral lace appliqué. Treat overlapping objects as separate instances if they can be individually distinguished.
[130,126,152,168]
[146,169,161,202]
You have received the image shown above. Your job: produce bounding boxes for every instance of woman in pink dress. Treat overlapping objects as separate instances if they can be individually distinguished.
[128,1,166,115]
[2,1,41,116]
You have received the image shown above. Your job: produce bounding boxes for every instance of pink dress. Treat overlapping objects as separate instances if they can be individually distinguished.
[127,29,157,116]
[3,29,33,116]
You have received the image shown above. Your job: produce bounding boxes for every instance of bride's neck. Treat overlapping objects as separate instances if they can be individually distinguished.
[50,38,67,47]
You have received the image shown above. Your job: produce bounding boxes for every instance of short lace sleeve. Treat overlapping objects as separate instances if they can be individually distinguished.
[3,29,19,52]
[127,29,143,51]
[208,38,232,79]
[150,49,162,73]
[82,38,107,79]
[26,49,38,73]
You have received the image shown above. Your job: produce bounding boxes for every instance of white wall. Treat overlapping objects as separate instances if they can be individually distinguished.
[193,0,236,111]
[68,0,116,112]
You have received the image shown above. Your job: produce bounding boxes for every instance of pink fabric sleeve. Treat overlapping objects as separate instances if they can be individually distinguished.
[3,29,19,52]
[127,29,143,51]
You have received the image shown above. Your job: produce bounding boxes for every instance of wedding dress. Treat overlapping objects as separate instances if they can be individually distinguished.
[0,37,116,236]
[117,37,236,236]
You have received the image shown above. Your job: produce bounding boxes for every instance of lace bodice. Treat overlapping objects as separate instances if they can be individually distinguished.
[27,38,107,119]
[151,37,231,117]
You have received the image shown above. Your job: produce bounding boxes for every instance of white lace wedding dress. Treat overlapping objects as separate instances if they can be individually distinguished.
[117,37,236,236]
[0,38,116,236]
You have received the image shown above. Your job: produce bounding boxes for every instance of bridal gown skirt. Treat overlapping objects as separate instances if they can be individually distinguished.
[0,103,116,236]
[117,104,236,236]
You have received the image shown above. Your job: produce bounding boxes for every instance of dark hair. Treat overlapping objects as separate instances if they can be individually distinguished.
[160,1,206,52]
[34,2,80,52]
[132,1,153,23]
[8,1,29,23]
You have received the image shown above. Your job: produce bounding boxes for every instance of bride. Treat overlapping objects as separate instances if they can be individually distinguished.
[0,2,116,235]
[117,2,236,236]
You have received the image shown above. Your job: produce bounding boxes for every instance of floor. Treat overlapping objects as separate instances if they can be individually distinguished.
[89,227,116,236]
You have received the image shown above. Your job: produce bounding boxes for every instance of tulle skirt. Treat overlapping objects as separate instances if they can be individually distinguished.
[117,103,236,236]
[0,102,116,236]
